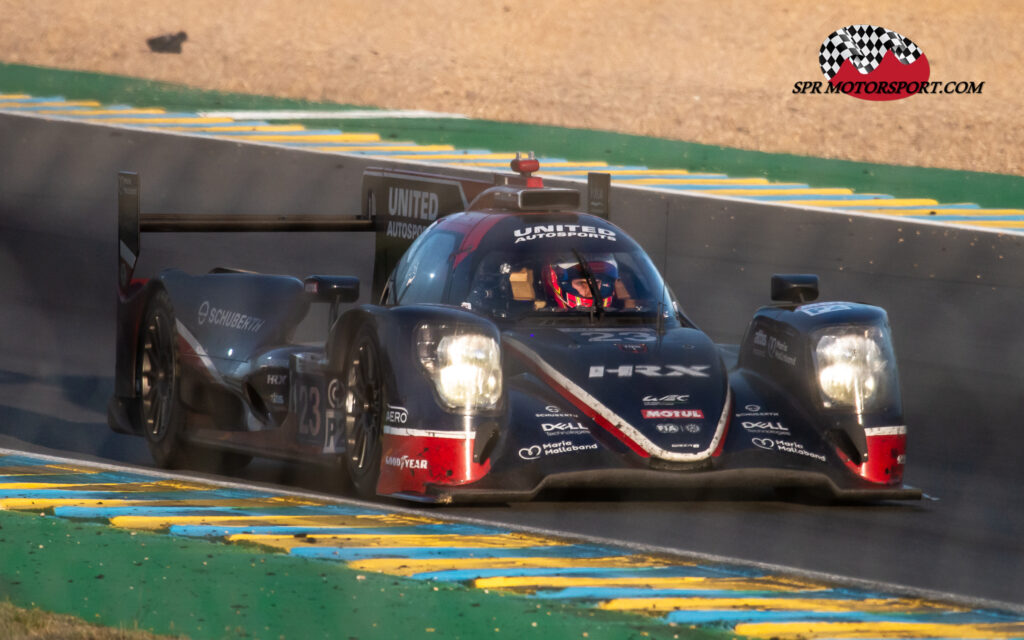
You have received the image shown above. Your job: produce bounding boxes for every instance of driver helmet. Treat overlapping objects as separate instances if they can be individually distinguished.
[545,254,618,308]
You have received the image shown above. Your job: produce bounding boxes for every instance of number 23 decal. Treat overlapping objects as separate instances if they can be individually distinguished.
[295,382,321,437]
[577,330,656,343]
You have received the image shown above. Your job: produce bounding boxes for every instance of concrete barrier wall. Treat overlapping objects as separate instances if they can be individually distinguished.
[2,111,1022,484]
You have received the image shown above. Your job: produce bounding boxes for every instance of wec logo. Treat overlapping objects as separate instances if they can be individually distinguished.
[642,394,690,404]
[589,365,709,379]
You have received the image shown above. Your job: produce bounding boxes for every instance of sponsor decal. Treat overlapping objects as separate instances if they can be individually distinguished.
[742,420,790,435]
[385,404,409,424]
[642,394,691,406]
[617,343,648,354]
[684,423,701,434]
[642,408,705,419]
[767,336,797,366]
[670,442,701,449]
[751,437,826,462]
[589,364,710,378]
[735,403,781,418]
[196,301,265,333]
[386,220,427,240]
[513,225,617,244]
[269,393,285,405]
[536,404,579,418]
[798,302,853,316]
[266,373,286,385]
[518,440,599,460]
[384,454,428,470]
[326,378,342,409]
[541,421,589,435]
[753,330,767,347]
[388,187,439,221]
[655,423,680,434]
[518,445,542,460]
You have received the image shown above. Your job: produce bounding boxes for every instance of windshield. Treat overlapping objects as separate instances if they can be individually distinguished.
[462,245,679,323]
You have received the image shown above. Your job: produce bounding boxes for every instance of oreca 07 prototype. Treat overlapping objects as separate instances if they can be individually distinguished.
[108,157,919,503]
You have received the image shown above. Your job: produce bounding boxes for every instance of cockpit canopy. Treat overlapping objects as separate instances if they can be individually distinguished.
[385,211,682,324]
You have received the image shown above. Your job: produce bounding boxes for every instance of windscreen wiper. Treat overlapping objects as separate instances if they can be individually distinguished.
[571,248,604,322]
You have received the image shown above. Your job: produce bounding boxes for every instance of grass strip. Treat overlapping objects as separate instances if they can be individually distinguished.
[0,510,728,640]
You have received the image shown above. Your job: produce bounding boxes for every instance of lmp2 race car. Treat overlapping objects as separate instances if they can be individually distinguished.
[108,156,920,503]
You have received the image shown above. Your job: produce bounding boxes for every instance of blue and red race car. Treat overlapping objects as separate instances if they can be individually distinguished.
[108,156,919,503]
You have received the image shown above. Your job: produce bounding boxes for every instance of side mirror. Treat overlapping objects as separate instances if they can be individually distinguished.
[304,276,360,303]
[771,274,819,304]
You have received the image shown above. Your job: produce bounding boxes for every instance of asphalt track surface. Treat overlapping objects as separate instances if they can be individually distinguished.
[1,117,1022,609]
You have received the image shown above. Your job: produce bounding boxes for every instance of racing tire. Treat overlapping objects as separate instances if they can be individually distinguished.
[136,289,190,468]
[341,325,385,498]
[136,291,253,474]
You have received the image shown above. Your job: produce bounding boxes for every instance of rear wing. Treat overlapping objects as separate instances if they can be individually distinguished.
[119,162,612,301]
[116,171,373,296]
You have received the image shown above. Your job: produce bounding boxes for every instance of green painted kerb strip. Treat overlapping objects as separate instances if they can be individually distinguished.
[2,62,1020,209]
[0,510,723,640]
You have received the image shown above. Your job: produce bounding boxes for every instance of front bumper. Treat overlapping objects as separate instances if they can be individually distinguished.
[409,467,922,504]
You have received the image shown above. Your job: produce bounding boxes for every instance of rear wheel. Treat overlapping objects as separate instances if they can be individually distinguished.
[342,326,385,498]
[137,290,251,474]
[137,290,188,468]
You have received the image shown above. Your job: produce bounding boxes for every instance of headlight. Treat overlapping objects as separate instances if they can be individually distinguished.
[813,326,891,412]
[417,326,502,412]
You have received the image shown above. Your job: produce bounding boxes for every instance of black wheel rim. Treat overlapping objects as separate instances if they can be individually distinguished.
[139,311,175,441]
[344,338,382,477]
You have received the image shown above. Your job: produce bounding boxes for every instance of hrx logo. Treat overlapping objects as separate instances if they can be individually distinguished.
[589,364,709,378]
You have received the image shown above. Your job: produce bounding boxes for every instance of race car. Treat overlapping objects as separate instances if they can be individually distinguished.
[108,155,920,502]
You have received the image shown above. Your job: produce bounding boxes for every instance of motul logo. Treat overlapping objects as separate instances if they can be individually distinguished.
[642,409,704,419]
[589,364,709,378]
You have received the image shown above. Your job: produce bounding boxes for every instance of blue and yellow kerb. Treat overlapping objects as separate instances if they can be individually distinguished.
[1,451,1021,639]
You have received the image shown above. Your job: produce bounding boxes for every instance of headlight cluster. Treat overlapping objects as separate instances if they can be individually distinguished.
[813,326,891,412]
[417,325,502,412]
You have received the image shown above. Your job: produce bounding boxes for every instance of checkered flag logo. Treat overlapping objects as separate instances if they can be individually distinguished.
[819,25,923,80]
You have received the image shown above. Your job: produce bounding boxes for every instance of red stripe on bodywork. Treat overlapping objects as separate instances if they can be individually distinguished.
[508,347,650,458]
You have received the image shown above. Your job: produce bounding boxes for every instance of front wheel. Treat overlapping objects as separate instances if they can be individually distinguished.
[342,326,385,498]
